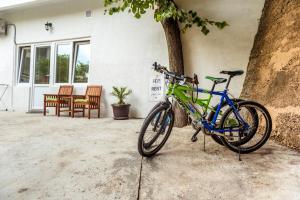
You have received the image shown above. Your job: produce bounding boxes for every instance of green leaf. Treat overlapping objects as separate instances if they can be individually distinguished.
[135,12,141,19]
[140,9,146,14]
[103,0,229,35]
[201,26,210,35]
[215,21,229,29]
[132,5,137,13]
[111,86,132,104]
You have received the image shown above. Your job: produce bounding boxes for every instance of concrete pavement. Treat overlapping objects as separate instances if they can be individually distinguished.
[0,112,299,200]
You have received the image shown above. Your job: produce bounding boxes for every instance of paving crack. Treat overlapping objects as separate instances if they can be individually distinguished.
[136,156,143,200]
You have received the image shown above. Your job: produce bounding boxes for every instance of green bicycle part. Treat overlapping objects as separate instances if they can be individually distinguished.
[166,83,215,119]
[205,76,227,84]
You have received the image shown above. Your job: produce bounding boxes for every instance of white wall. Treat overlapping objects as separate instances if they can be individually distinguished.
[0,19,14,111]
[0,0,264,117]
[178,0,264,104]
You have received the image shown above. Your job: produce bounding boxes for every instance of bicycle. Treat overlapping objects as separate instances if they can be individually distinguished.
[138,62,272,159]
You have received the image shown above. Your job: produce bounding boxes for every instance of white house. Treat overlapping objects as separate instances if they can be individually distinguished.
[0,0,264,118]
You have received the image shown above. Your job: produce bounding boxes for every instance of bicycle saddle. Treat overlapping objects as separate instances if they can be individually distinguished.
[220,70,244,76]
[205,76,227,84]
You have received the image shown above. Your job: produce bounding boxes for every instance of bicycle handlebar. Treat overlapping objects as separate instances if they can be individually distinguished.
[152,62,197,84]
[152,62,169,74]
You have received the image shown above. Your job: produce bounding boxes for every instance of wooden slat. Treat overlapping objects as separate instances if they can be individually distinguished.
[72,85,102,119]
[58,85,73,95]
[44,85,73,116]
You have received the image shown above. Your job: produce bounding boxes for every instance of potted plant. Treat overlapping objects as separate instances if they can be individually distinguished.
[111,86,132,120]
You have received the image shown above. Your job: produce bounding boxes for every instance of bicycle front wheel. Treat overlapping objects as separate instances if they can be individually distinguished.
[219,101,272,154]
[138,104,174,157]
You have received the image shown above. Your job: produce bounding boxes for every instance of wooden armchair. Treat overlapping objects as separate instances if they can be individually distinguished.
[72,85,102,119]
[44,85,73,116]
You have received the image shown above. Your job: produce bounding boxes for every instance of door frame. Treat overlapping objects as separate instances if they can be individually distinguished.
[30,43,54,110]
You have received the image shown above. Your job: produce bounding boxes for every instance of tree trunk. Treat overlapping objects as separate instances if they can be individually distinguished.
[161,17,188,128]
[241,0,300,150]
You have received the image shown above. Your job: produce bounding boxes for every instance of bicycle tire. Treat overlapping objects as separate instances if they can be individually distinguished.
[138,104,174,157]
[219,101,272,154]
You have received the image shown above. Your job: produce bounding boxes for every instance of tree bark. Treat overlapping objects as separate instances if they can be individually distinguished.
[161,17,188,128]
[241,0,300,149]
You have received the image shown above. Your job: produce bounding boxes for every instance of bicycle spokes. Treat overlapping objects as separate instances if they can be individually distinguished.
[143,110,172,151]
[223,106,257,143]
[219,101,271,154]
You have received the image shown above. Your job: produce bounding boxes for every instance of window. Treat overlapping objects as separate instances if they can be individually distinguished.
[16,39,91,85]
[55,44,71,83]
[73,42,90,83]
[18,47,31,83]
[35,46,51,84]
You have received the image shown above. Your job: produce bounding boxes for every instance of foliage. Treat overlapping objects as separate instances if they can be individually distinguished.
[56,54,69,83]
[111,86,132,104]
[74,62,89,83]
[104,0,228,34]
[35,57,50,84]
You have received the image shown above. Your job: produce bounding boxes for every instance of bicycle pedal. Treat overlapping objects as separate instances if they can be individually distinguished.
[191,136,198,142]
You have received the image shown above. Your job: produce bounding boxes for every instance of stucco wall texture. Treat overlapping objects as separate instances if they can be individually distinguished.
[242,0,300,149]
[0,0,264,117]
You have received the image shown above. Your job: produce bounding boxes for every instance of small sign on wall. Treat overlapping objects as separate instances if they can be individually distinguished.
[149,75,164,102]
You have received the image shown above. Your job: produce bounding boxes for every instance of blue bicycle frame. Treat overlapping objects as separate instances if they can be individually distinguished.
[166,82,249,135]
[198,88,249,133]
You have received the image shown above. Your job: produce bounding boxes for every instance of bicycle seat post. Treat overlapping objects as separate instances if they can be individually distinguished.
[225,76,233,90]
[210,82,216,93]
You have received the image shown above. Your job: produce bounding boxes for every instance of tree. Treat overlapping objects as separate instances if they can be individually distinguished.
[56,54,70,83]
[74,62,89,83]
[241,0,300,149]
[35,57,50,84]
[104,0,228,127]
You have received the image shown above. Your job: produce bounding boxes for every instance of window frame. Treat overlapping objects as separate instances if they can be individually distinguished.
[72,41,91,85]
[17,46,32,85]
[53,42,73,85]
[16,38,91,87]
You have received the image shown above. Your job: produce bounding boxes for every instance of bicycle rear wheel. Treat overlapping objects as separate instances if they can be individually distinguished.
[208,99,259,146]
[138,104,174,157]
[219,101,272,154]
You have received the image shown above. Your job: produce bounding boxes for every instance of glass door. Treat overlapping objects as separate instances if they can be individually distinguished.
[31,45,52,110]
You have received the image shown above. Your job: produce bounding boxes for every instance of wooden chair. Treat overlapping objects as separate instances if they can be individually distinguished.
[72,85,102,119]
[44,85,73,116]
